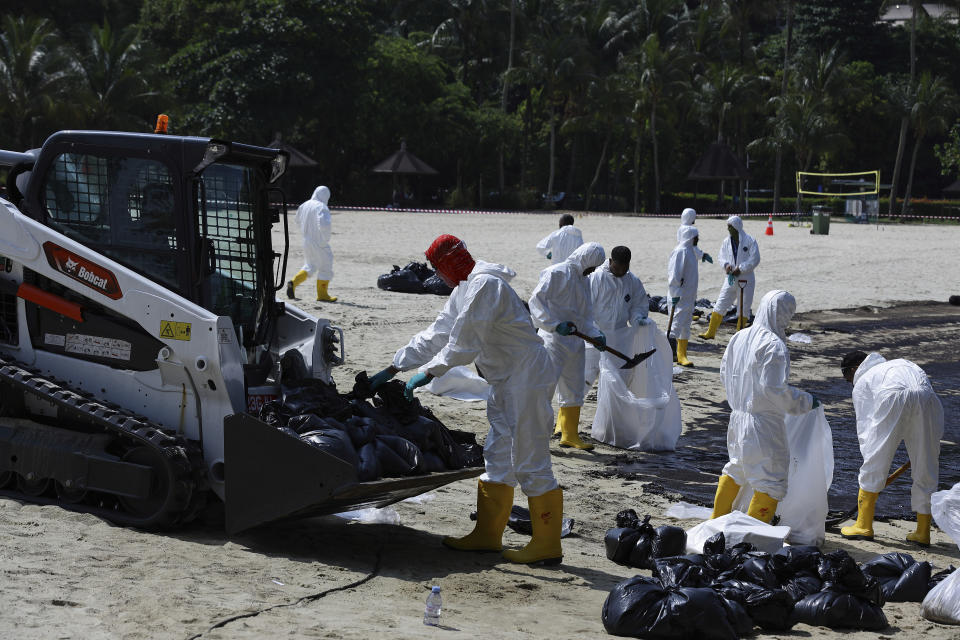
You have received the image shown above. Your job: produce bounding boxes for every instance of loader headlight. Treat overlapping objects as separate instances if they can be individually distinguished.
[269,152,288,184]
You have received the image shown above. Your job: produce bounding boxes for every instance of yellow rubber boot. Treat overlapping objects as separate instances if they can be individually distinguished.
[907,513,932,546]
[443,480,514,552]
[286,269,308,299]
[711,475,741,519]
[676,339,694,367]
[840,489,878,540]
[736,315,748,331]
[698,312,723,340]
[747,491,779,524]
[317,280,337,302]
[502,487,563,565]
[558,406,593,450]
[553,411,562,436]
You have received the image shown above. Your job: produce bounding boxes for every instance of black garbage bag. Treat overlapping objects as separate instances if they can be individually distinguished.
[357,442,381,481]
[651,525,687,559]
[372,379,424,425]
[782,575,824,602]
[395,414,444,454]
[818,550,883,603]
[772,545,823,581]
[420,451,447,472]
[616,508,643,529]
[280,379,353,422]
[377,264,426,294]
[299,428,359,469]
[930,566,957,590]
[791,589,888,630]
[731,552,779,589]
[422,274,453,296]
[349,397,403,432]
[344,415,389,448]
[287,414,345,435]
[652,556,715,588]
[350,370,377,401]
[374,435,422,477]
[606,527,642,565]
[860,552,932,602]
[472,505,575,538]
[714,579,795,631]
[602,576,750,640]
[703,532,725,555]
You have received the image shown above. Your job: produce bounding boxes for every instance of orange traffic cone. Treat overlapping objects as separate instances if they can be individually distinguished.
[765,215,774,236]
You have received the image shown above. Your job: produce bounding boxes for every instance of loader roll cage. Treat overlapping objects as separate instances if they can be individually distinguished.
[18,131,289,350]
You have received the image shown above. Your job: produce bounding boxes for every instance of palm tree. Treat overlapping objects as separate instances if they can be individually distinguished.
[772,0,795,214]
[901,73,956,213]
[0,15,71,149]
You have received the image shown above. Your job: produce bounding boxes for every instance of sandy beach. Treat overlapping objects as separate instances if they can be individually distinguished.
[1,210,959,639]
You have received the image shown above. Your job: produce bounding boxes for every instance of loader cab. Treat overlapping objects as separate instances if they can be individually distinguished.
[22,131,288,350]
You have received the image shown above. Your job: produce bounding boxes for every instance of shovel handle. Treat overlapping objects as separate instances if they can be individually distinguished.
[885,460,911,487]
[570,329,633,363]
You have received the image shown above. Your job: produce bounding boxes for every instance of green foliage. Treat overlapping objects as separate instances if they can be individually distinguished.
[935,122,960,179]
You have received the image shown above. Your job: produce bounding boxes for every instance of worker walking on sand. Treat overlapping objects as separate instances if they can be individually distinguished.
[699,215,760,340]
[287,186,337,302]
[536,213,583,264]
[584,245,652,390]
[710,290,818,523]
[366,235,564,565]
[676,208,713,265]
[529,242,607,450]
[666,226,700,367]
[839,351,944,546]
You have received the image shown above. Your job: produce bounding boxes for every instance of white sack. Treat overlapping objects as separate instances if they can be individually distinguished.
[922,482,960,624]
[685,511,790,555]
[590,323,681,451]
[665,501,713,521]
[421,365,490,402]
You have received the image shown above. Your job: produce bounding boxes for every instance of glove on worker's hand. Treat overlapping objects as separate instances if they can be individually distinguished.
[546,252,552,260]
[727,273,736,286]
[702,253,713,264]
[593,332,607,351]
[634,317,653,327]
[404,372,433,401]
[811,395,821,410]
[369,367,397,390]
[556,321,576,336]
[670,297,680,306]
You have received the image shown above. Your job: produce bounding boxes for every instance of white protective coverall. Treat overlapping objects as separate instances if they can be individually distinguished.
[677,207,704,261]
[713,215,760,319]
[536,225,584,264]
[584,262,650,389]
[295,186,334,280]
[853,353,944,513]
[666,226,699,340]
[720,290,813,500]
[392,261,558,497]
[529,242,606,407]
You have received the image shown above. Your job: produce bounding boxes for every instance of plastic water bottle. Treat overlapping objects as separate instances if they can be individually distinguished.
[423,585,442,626]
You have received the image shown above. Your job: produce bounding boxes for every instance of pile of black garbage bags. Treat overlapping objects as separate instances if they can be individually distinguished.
[603,511,953,639]
[258,371,483,481]
[377,261,453,296]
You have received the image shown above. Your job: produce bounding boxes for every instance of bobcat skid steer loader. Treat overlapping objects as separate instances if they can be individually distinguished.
[0,129,480,534]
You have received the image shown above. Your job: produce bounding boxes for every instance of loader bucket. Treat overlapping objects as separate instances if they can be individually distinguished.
[223,413,483,534]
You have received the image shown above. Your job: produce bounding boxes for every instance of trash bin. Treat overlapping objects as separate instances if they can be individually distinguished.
[811,206,831,235]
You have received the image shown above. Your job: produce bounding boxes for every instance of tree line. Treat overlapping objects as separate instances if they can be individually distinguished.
[2,0,960,215]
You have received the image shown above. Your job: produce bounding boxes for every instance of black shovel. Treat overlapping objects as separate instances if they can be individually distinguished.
[825,460,912,528]
[568,324,655,370]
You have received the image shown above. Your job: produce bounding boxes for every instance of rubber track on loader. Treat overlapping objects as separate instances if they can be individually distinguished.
[0,354,200,529]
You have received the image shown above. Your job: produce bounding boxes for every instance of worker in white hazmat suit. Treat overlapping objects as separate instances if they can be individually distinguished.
[365,234,563,565]
[584,245,652,389]
[676,208,713,265]
[839,350,944,545]
[666,226,700,367]
[529,242,607,450]
[710,290,818,523]
[699,215,760,339]
[536,213,584,264]
[286,186,337,302]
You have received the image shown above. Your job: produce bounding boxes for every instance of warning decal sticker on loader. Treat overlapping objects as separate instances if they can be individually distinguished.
[160,320,191,341]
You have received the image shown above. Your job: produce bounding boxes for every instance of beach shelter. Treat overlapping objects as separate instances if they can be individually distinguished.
[687,143,750,207]
[373,141,438,206]
[269,133,319,203]
[943,179,960,198]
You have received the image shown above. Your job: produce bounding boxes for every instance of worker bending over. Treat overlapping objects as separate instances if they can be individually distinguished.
[840,351,944,546]
[366,235,564,565]
[536,213,583,264]
[676,208,713,265]
[700,215,760,339]
[529,242,607,450]
[584,245,652,390]
[711,290,817,523]
[666,226,700,367]
[287,186,337,302]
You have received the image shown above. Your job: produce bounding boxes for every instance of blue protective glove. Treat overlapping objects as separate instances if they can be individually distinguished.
[546,252,552,260]
[811,395,821,410]
[671,297,680,306]
[634,317,653,327]
[556,321,575,336]
[404,372,432,401]
[702,253,714,264]
[593,332,607,351]
[727,273,736,286]
[369,367,396,390]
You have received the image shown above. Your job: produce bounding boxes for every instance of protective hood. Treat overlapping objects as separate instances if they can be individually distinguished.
[727,215,743,233]
[853,352,887,385]
[312,185,330,205]
[565,242,606,273]
[753,289,795,341]
[681,208,697,225]
[469,259,515,283]
[676,225,699,248]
